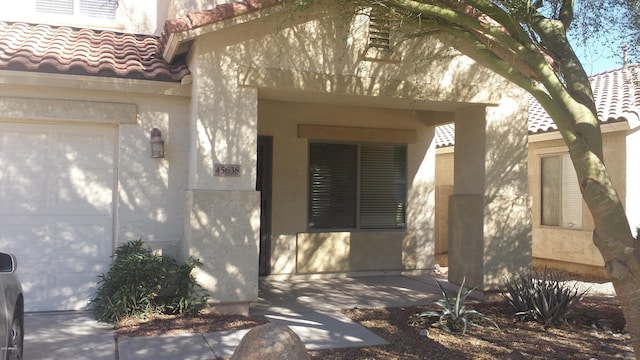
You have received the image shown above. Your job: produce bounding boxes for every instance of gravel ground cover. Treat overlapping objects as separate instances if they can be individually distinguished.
[114,263,634,360]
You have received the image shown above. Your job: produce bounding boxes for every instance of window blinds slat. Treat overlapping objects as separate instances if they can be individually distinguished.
[360,145,406,229]
[80,0,117,18]
[541,156,560,226]
[541,154,583,229]
[561,154,583,229]
[308,144,357,229]
[36,0,73,15]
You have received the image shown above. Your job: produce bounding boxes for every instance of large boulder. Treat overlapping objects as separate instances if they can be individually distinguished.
[230,323,309,360]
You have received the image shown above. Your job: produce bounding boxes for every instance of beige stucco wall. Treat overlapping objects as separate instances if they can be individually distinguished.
[435,127,628,273]
[257,100,436,275]
[435,149,454,254]
[528,130,627,268]
[184,190,260,306]
[0,73,192,258]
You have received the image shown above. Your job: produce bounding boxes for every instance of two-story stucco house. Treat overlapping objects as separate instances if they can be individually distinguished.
[0,0,532,313]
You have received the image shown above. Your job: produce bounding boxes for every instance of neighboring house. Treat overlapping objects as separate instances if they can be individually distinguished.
[0,0,532,313]
[435,65,640,278]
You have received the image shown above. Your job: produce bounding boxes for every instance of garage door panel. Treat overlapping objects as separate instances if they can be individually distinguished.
[0,166,49,209]
[0,218,112,260]
[58,133,114,167]
[0,130,50,167]
[0,123,115,312]
[0,222,56,262]
[58,219,112,258]
[56,168,114,213]
[18,261,110,311]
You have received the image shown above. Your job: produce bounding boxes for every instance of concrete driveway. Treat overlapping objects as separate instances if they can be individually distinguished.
[24,311,115,360]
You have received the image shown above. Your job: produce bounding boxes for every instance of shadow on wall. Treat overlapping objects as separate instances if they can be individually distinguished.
[180,1,530,296]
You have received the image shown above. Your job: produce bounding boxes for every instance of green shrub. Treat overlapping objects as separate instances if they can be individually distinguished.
[411,277,499,335]
[503,268,587,326]
[91,240,208,323]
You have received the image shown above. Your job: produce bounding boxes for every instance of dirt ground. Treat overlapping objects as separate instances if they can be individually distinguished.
[308,296,633,359]
[114,255,634,359]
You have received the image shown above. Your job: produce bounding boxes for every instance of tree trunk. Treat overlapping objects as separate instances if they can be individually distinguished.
[588,182,640,355]
[564,119,640,355]
[608,257,640,355]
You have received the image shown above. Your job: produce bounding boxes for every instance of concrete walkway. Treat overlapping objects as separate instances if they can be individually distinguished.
[24,274,451,360]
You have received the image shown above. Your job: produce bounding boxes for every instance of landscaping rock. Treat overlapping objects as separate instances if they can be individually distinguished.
[230,323,309,360]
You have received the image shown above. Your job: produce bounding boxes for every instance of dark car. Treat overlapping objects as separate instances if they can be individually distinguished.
[0,253,23,360]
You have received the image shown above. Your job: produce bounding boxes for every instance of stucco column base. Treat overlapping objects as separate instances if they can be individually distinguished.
[448,194,532,296]
[184,190,260,315]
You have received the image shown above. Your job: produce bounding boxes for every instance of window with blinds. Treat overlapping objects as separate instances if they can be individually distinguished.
[308,142,407,230]
[36,0,117,19]
[541,154,583,229]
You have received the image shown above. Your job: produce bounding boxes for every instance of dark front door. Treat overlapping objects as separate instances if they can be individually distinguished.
[256,136,273,276]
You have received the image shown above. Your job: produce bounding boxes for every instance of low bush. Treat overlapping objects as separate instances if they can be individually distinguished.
[91,240,208,323]
[410,277,499,335]
[503,268,587,326]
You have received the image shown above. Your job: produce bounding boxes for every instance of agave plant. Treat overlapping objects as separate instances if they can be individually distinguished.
[503,269,588,326]
[411,277,500,335]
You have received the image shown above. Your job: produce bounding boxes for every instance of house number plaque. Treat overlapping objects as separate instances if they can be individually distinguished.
[214,164,241,177]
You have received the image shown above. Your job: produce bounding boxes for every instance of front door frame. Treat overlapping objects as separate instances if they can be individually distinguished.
[257,136,273,276]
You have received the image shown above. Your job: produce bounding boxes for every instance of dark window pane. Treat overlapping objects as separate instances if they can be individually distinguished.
[308,143,357,229]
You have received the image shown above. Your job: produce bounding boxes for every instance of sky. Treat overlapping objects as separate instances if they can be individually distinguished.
[573,41,626,76]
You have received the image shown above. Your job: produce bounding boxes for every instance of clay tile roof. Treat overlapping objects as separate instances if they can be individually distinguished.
[0,22,190,82]
[528,65,640,134]
[436,65,640,147]
[435,124,456,148]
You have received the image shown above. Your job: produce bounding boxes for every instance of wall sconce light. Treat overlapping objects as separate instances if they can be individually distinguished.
[150,128,165,158]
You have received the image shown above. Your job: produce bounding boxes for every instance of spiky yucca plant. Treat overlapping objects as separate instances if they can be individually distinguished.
[411,278,499,335]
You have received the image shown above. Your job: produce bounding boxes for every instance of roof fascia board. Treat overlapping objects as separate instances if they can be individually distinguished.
[436,146,454,154]
[0,70,191,97]
[162,0,285,63]
[528,121,630,143]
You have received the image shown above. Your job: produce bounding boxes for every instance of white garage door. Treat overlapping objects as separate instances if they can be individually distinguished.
[0,123,115,312]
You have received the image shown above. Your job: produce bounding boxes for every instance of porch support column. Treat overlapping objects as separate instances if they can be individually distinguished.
[183,51,260,315]
[448,100,531,296]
